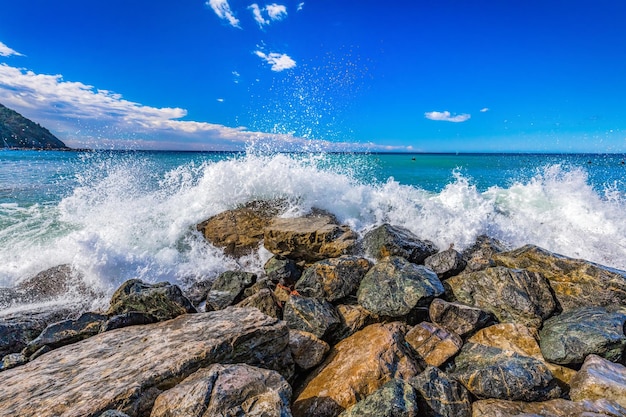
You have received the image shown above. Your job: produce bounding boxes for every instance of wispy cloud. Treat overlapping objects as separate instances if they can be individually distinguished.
[254,51,296,72]
[0,63,384,151]
[424,110,471,123]
[480,107,489,113]
[248,3,287,28]
[207,0,240,28]
[0,41,24,57]
[297,2,304,11]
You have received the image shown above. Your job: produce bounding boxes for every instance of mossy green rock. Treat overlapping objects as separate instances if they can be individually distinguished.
[445,266,556,328]
[357,256,444,318]
[296,255,372,301]
[539,306,626,366]
[206,271,256,310]
[106,279,197,321]
[453,343,561,401]
[283,295,341,341]
[338,379,420,417]
[362,223,438,264]
[409,366,471,417]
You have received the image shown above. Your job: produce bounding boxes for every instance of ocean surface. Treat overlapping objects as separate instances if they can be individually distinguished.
[1,149,625,311]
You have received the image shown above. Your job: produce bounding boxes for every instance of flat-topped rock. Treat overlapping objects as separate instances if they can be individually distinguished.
[0,308,293,417]
[472,398,626,417]
[570,354,626,408]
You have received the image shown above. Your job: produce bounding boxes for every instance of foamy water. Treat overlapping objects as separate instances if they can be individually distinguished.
[1,151,625,311]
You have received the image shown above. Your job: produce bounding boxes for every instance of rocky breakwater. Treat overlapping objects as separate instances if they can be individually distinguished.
[0,200,625,417]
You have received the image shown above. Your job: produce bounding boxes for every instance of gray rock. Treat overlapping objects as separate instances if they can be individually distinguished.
[472,398,626,417]
[100,312,158,332]
[362,223,438,264]
[283,295,341,341]
[99,411,131,417]
[206,271,257,310]
[338,379,420,417]
[296,256,372,301]
[264,255,302,286]
[22,312,107,357]
[1,352,27,371]
[409,366,471,417]
[106,279,197,321]
[264,211,358,262]
[0,308,72,357]
[424,248,466,279]
[0,308,293,417]
[183,278,213,307]
[151,363,293,417]
[445,266,556,328]
[461,235,507,273]
[493,244,626,312]
[357,256,444,318]
[539,307,626,366]
[453,343,561,401]
[289,329,330,370]
[570,354,626,408]
[428,298,495,339]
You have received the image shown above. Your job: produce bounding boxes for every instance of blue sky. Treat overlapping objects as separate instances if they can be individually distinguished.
[1,0,625,152]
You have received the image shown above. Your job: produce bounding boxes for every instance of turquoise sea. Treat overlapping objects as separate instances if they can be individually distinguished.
[1,150,625,310]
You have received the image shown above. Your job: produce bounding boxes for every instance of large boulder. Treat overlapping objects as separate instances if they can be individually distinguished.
[0,308,293,417]
[428,298,495,339]
[445,266,556,328]
[14,264,95,303]
[295,256,372,301]
[362,223,438,264]
[206,271,256,310]
[289,330,330,370]
[283,295,341,341]
[150,363,293,417]
[472,398,626,417]
[330,303,378,345]
[357,256,444,318]
[493,244,626,312]
[453,343,561,401]
[106,279,197,321]
[196,200,285,257]
[539,306,626,366]
[409,366,472,417]
[236,288,281,319]
[264,211,357,262]
[338,379,420,417]
[264,255,302,286]
[292,322,422,417]
[569,354,626,408]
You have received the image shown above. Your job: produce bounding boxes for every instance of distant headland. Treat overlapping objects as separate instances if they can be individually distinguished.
[0,103,68,150]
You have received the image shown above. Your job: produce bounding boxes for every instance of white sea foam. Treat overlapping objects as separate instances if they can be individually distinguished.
[1,152,625,310]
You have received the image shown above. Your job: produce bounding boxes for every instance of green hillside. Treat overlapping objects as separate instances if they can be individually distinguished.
[0,103,68,149]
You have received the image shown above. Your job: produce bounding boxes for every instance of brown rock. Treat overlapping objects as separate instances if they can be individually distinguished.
[289,330,330,370]
[196,200,285,257]
[292,322,422,417]
[469,323,576,389]
[150,363,293,417]
[0,308,293,417]
[569,354,626,408]
[493,244,626,312]
[472,398,626,417]
[429,298,495,338]
[295,256,372,301]
[236,288,281,319]
[461,235,507,273]
[405,321,462,367]
[264,212,357,262]
[330,304,378,345]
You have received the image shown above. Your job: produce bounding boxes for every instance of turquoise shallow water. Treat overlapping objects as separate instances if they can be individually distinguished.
[1,150,625,305]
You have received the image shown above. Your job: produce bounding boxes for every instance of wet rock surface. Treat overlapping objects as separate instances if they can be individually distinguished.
[362,223,438,264]
[206,270,257,310]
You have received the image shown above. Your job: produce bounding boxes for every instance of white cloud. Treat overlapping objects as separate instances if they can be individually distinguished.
[297,2,304,11]
[217,98,224,102]
[248,3,287,28]
[480,107,489,112]
[265,3,287,20]
[424,110,471,123]
[207,0,240,28]
[0,41,24,57]
[254,51,296,72]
